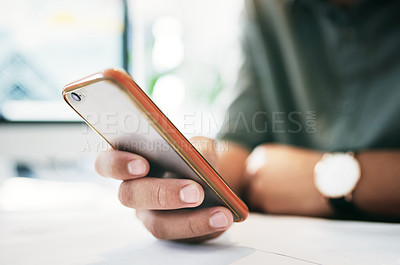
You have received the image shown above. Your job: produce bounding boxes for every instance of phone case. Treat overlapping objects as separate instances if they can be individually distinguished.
[63,68,249,222]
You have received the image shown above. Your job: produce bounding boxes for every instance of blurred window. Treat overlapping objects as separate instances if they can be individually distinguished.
[0,0,124,121]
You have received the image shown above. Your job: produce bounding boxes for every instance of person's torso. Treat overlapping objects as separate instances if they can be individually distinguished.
[248,0,400,151]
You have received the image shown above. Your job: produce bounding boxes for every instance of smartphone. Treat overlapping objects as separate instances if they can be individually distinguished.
[62,69,248,222]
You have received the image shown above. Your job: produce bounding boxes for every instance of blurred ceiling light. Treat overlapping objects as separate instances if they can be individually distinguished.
[152,75,185,113]
[152,16,184,72]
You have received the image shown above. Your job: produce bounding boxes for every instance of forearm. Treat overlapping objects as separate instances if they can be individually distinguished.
[215,141,400,219]
[240,143,400,220]
[353,150,400,218]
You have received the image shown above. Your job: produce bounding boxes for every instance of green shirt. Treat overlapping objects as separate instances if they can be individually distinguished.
[218,0,400,152]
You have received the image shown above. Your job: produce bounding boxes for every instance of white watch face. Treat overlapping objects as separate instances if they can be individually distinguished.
[314,153,361,198]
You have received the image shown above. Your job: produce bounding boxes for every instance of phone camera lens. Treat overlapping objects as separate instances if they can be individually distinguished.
[71,92,81,102]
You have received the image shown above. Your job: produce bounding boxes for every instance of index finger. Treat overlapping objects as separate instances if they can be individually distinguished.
[95,150,150,180]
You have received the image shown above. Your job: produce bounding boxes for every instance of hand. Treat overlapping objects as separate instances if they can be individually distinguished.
[95,136,233,242]
[244,144,333,217]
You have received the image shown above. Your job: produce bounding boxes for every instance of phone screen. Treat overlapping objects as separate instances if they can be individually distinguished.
[66,80,237,211]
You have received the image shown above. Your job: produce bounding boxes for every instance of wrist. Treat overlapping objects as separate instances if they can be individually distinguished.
[313,152,363,218]
[307,151,334,217]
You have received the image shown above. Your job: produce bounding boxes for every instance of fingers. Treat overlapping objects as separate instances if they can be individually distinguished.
[96,141,233,241]
[119,178,205,210]
[95,150,150,180]
[136,207,233,240]
[189,136,218,169]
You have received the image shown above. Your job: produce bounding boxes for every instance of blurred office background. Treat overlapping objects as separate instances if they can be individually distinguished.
[0,0,243,212]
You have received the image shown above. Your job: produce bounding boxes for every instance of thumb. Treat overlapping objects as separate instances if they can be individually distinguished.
[189,136,218,170]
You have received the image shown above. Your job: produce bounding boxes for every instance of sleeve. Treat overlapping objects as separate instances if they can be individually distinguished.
[217,3,270,151]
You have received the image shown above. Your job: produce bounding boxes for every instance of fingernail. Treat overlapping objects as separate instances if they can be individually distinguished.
[209,211,229,229]
[128,160,146,176]
[180,184,200,204]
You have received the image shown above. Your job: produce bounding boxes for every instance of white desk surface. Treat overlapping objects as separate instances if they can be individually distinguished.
[0,177,399,265]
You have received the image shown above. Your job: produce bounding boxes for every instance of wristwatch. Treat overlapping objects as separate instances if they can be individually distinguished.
[314,152,361,217]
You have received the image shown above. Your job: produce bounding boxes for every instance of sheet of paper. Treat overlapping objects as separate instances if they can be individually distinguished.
[1,178,399,265]
[92,240,318,265]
